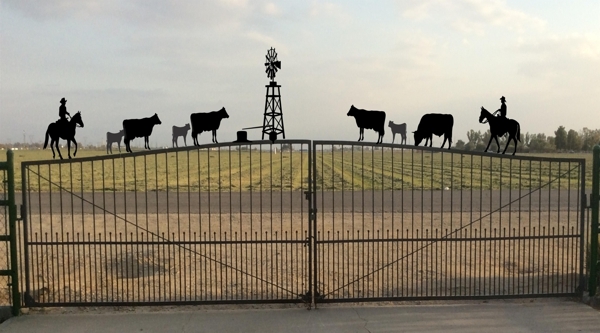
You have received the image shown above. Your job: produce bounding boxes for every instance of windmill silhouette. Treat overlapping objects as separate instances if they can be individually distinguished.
[261,47,285,141]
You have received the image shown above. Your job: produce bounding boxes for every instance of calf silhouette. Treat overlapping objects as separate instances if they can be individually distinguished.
[106,130,125,154]
[413,113,453,149]
[172,123,190,147]
[347,105,386,144]
[122,113,162,153]
[388,121,407,144]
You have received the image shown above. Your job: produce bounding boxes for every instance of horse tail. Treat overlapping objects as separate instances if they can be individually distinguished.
[516,122,521,142]
[43,126,50,149]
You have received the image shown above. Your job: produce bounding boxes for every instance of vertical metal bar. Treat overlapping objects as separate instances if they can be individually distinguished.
[310,141,316,306]
[589,146,599,296]
[21,163,30,307]
[5,151,21,314]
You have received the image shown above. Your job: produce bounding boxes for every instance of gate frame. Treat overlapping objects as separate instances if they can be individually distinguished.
[13,141,594,307]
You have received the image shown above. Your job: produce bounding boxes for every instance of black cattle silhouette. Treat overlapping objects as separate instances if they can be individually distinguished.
[479,106,521,155]
[172,123,190,147]
[413,113,453,149]
[106,130,125,154]
[347,105,386,144]
[388,121,407,144]
[123,113,162,153]
[190,107,229,145]
[43,111,84,159]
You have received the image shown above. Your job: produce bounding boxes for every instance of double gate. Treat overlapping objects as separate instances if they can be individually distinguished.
[16,140,589,307]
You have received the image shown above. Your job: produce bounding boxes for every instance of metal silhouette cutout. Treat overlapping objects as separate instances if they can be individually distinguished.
[43,110,84,159]
[413,113,453,149]
[58,97,70,124]
[494,96,507,118]
[123,113,162,153]
[262,47,285,142]
[347,105,386,144]
[190,108,229,145]
[233,130,252,143]
[106,130,125,154]
[388,121,407,144]
[172,123,190,147]
[479,106,521,155]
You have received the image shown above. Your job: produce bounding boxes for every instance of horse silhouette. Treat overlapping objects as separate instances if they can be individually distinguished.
[479,107,520,155]
[43,111,84,159]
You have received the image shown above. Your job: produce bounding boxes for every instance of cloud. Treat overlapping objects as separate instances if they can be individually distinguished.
[399,0,546,35]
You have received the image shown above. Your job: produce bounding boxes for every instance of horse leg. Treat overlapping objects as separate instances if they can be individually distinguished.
[183,136,187,146]
[391,133,395,144]
[125,138,130,153]
[72,138,78,157]
[55,140,63,160]
[484,136,493,152]
[50,139,56,159]
[213,130,218,144]
[117,142,121,153]
[67,139,72,159]
[494,136,501,153]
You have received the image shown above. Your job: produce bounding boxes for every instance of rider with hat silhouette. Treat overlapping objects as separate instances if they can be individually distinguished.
[59,97,70,125]
[495,96,507,118]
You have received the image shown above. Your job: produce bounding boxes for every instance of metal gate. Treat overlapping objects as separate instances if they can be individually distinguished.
[312,141,586,302]
[19,140,588,307]
[20,140,313,306]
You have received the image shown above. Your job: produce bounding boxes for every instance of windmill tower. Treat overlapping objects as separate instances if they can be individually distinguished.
[262,47,285,141]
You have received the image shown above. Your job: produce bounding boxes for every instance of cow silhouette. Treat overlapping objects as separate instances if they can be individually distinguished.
[347,105,386,144]
[122,113,162,153]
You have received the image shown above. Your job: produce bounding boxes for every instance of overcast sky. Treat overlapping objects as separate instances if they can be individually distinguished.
[1,0,599,147]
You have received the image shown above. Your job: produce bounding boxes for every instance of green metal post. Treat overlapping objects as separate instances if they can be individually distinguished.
[6,150,20,315]
[590,145,600,296]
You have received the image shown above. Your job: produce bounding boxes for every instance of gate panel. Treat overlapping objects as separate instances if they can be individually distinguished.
[21,141,312,306]
[313,141,585,302]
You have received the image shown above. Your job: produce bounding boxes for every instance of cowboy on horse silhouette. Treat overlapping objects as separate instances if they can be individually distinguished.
[59,97,71,125]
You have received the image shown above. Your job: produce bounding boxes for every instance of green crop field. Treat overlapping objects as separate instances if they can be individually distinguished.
[0,147,594,192]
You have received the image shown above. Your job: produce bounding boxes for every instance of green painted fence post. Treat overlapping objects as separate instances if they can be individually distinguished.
[590,145,600,296]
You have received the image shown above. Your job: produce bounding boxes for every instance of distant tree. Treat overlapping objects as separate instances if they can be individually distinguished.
[554,126,567,151]
[523,132,532,147]
[567,129,581,151]
[454,139,466,149]
[465,130,481,151]
[529,133,548,152]
[581,127,600,151]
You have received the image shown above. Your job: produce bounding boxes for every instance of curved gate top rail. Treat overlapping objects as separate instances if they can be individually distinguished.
[14,140,591,308]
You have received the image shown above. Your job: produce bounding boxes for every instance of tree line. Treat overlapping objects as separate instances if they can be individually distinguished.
[455,127,600,153]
